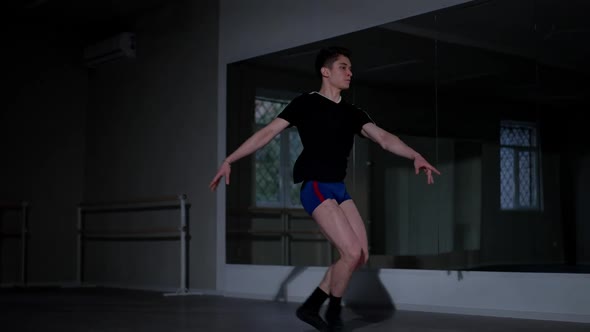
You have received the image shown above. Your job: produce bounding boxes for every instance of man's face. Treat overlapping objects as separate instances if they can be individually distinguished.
[323,55,352,90]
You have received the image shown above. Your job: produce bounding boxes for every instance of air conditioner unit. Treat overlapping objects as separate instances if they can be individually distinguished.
[83,32,136,67]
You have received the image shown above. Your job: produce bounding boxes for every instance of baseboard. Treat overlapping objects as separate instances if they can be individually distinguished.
[219,290,590,323]
[397,303,590,324]
[79,282,221,297]
[222,290,306,303]
[0,282,24,288]
[1,280,220,297]
[1,281,79,288]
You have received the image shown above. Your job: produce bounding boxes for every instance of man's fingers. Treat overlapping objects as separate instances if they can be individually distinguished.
[428,165,441,175]
[210,174,222,191]
[210,164,233,192]
[415,162,441,183]
[424,165,441,176]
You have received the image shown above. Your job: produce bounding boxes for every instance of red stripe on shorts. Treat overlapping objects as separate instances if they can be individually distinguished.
[312,181,325,202]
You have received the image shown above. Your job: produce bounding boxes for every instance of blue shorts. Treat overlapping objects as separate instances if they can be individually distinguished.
[300,181,352,215]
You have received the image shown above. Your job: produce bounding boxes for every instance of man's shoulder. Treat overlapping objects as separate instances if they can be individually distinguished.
[299,91,319,100]
[340,99,364,112]
[287,91,322,110]
[340,100,374,123]
[289,91,315,103]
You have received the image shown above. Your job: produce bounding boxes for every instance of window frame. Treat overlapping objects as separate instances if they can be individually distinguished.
[499,120,542,212]
[252,93,302,209]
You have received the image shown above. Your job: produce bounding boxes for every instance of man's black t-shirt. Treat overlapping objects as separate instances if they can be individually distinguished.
[277,92,373,183]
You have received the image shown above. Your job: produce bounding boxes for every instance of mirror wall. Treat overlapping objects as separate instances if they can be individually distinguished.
[225,0,590,272]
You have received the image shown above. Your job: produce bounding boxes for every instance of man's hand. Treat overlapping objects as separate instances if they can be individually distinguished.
[209,161,231,191]
[414,155,441,184]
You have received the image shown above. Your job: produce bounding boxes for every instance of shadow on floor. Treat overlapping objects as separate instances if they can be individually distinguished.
[344,268,396,330]
[273,266,308,302]
[273,266,396,330]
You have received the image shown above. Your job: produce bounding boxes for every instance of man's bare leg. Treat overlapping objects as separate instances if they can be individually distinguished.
[312,199,362,296]
[297,199,362,330]
[318,199,363,330]
[318,266,332,293]
[339,200,369,266]
[317,199,368,293]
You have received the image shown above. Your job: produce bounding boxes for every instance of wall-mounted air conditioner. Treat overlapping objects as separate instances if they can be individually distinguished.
[83,32,136,67]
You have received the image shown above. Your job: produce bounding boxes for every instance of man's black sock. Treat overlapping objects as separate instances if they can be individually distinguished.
[325,294,342,321]
[296,288,330,330]
[324,295,344,330]
[300,287,329,312]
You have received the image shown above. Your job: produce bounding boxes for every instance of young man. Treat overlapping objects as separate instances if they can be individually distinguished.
[210,46,441,331]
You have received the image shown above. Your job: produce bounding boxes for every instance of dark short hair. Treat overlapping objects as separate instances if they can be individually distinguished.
[315,46,351,78]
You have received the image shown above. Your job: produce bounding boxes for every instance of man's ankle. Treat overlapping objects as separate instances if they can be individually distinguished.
[300,287,329,313]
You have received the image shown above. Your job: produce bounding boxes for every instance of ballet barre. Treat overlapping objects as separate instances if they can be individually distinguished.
[228,208,333,265]
[0,201,29,286]
[77,195,193,296]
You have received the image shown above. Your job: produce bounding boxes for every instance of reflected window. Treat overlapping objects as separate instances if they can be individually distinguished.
[254,96,303,208]
[499,121,540,211]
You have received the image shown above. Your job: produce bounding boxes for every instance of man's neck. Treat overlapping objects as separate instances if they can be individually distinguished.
[318,85,342,103]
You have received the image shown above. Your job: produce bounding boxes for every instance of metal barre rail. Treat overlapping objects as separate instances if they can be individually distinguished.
[84,227,181,236]
[227,209,333,265]
[226,229,324,235]
[76,194,189,296]
[0,201,29,286]
[79,195,188,212]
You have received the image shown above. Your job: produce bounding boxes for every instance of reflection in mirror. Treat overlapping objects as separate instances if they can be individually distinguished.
[226,0,590,273]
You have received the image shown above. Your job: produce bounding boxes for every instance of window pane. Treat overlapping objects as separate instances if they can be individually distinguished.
[500,123,536,147]
[500,147,515,209]
[517,151,539,209]
[255,135,281,204]
[518,151,531,207]
[255,99,283,124]
[500,127,514,146]
[254,96,291,207]
[530,153,538,208]
[289,130,303,207]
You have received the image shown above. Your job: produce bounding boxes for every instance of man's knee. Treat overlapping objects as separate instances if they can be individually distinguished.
[341,246,362,268]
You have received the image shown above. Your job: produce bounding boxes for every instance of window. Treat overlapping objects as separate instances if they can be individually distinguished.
[499,121,541,210]
[254,96,302,208]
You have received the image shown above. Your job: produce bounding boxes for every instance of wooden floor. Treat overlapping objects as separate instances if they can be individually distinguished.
[1,287,589,331]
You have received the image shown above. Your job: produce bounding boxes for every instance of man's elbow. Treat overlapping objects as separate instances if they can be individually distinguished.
[378,140,393,152]
[379,133,400,152]
[378,140,389,151]
[376,133,391,151]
